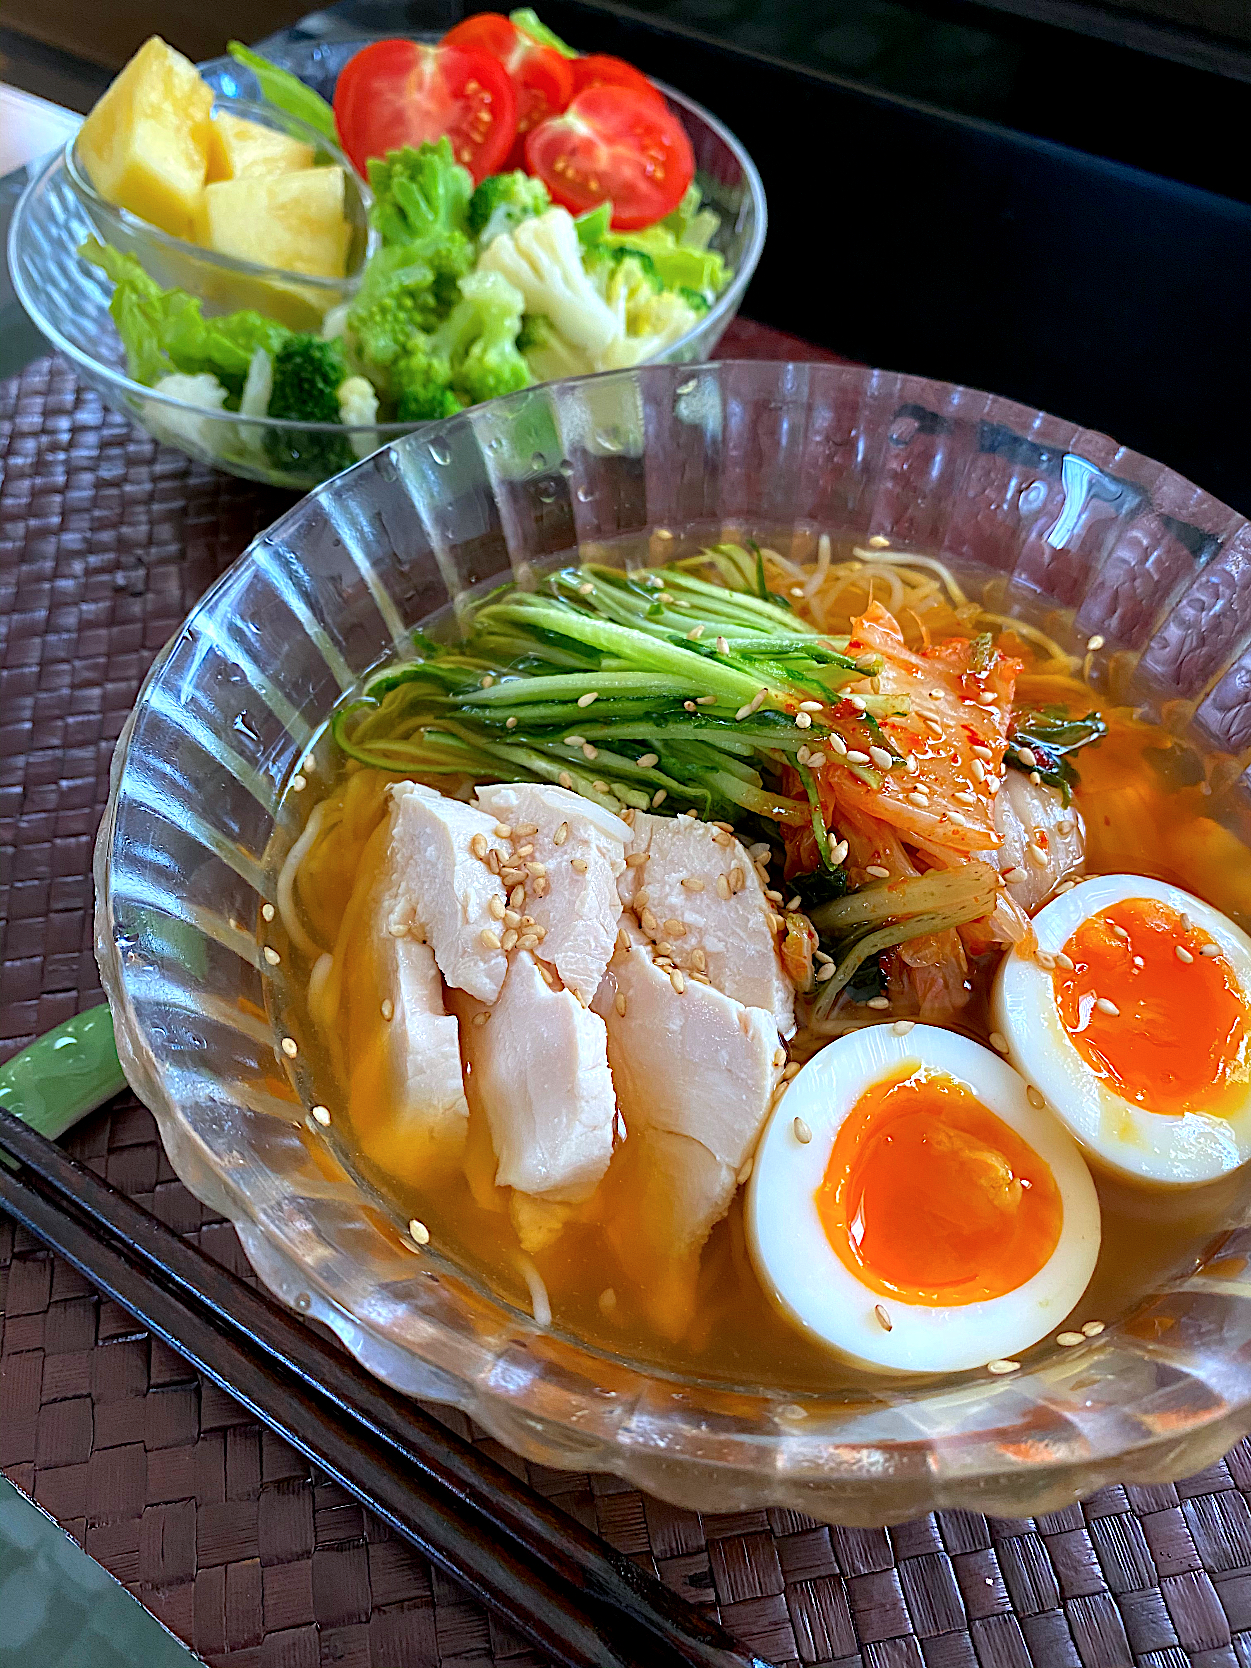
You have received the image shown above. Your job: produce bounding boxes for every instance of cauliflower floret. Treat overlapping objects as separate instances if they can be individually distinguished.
[338,374,380,459]
[239,348,273,418]
[478,207,621,360]
[146,372,230,458]
[597,289,704,370]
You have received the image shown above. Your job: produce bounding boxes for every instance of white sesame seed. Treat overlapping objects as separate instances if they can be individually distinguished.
[409,1218,430,1246]
[640,907,659,933]
[526,862,547,877]
[1082,1320,1105,1336]
[1026,1085,1046,1109]
[716,636,729,655]
[875,1304,893,1332]
[953,790,978,807]
[735,704,753,721]
[1002,866,1026,884]
[950,811,971,827]
[798,699,824,714]
[670,968,687,994]
[893,1020,915,1035]
[310,1104,330,1127]
[1201,943,1221,958]
[281,1036,298,1057]
[970,758,986,782]
[684,701,697,712]
[846,749,871,765]
[905,754,918,773]
[509,884,525,909]
[582,743,598,760]
[1055,818,1075,835]
[1176,945,1194,963]
[1030,771,1042,785]
[869,745,894,770]
[831,841,849,865]
[470,832,488,861]
[261,902,275,922]
[847,694,867,712]
[480,675,495,689]
[866,864,891,878]
[789,1116,813,1146]
[989,1031,1009,1054]
[795,711,813,729]
[379,997,394,1022]
[652,789,667,807]
[687,624,705,640]
[1036,951,1057,970]
[807,752,827,770]
[637,752,660,769]
[501,929,519,951]
[908,791,930,808]
[696,695,716,705]
[1087,634,1105,651]
[786,894,802,912]
[290,774,306,792]
[664,918,686,937]
[972,745,993,761]
[569,858,589,875]
[1027,843,1049,868]
[635,887,650,907]
[681,876,705,892]
[480,928,502,950]
[592,780,609,794]
[578,581,595,595]
[1056,1331,1084,1347]
[828,734,848,756]
[564,734,585,748]
[506,716,518,729]
[1016,746,1037,768]
[1055,952,1074,971]
[1095,997,1119,1016]
[716,874,731,900]
[263,946,280,965]
[1181,913,1195,931]
[815,963,838,982]
[471,1010,491,1027]
[577,691,599,707]
[987,1359,1020,1375]
[866,995,891,1010]
[928,689,944,700]
[1133,956,1144,968]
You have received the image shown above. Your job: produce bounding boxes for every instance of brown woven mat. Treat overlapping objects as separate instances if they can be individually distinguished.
[6,348,1251,1668]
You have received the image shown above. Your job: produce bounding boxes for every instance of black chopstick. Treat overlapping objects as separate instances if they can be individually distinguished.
[0,1107,774,1668]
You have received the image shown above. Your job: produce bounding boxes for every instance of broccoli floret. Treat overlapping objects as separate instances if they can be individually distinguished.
[468,170,551,248]
[265,336,355,478]
[477,206,625,371]
[344,239,475,402]
[367,138,474,250]
[586,248,662,329]
[393,343,463,423]
[574,189,730,304]
[433,270,531,405]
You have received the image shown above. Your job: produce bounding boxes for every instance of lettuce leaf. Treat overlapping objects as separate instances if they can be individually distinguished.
[226,42,338,145]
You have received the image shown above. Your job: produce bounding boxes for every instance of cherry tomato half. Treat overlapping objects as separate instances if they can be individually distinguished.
[570,53,666,108]
[333,39,517,183]
[443,13,573,170]
[525,84,694,230]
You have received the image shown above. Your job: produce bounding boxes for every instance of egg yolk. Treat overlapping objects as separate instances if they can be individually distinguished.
[816,1068,1063,1306]
[1053,899,1248,1117]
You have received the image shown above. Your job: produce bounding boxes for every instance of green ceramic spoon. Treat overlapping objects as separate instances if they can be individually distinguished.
[0,1004,126,1151]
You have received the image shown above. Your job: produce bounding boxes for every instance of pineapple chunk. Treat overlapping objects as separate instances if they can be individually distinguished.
[77,36,212,238]
[206,112,315,182]
[193,168,352,278]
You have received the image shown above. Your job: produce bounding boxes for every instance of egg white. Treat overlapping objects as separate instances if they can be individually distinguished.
[992,875,1251,1187]
[745,1025,1101,1374]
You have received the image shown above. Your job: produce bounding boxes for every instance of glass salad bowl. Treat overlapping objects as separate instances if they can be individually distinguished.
[95,360,1251,1523]
[7,44,766,494]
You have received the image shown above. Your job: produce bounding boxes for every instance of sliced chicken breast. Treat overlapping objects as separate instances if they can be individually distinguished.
[455,951,617,1206]
[347,914,468,1187]
[592,941,782,1333]
[384,781,509,1001]
[993,771,1086,914]
[475,781,628,1003]
[618,811,795,1034]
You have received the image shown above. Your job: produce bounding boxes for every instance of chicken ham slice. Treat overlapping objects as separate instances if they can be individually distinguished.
[453,952,618,1251]
[592,940,782,1334]
[474,782,628,1003]
[383,782,508,1002]
[618,812,795,1035]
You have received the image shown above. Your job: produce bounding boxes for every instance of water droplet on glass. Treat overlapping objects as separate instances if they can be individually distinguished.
[576,485,595,503]
[530,451,547,472]
[536,479,558,503]
[558,457,574,476]
[487,436,504,452]
[293,1292,311,1313]
[378,450,399,482]
[428,439,451,465]
[676,378,697,395]
[889,414,919,448]
[233,712,260,745]
[595,428,623,453]
[1019,479,1048,515]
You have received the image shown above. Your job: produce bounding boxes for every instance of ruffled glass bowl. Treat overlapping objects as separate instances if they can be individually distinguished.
[95,360,1251,1524]
[8,41,765,494]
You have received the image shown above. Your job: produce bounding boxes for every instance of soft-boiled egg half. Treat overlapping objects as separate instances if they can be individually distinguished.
[993,874,1251,1187]
[745,1026,1100,1374]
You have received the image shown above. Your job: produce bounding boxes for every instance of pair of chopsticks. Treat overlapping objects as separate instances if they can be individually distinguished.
[0,1101,772,1668]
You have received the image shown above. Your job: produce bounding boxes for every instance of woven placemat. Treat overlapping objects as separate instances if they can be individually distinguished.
[6,348,1251,1668]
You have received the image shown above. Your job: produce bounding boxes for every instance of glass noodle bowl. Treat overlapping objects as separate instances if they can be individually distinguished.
[96,362,1251,1523]
[8,41,766,492]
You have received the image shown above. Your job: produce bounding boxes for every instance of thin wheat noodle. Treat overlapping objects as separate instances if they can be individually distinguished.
[517,1254,552,1327]
[803,532,832,599]
[307,951,334,1029]
[852,549,971,609]
[276,798,330,960]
